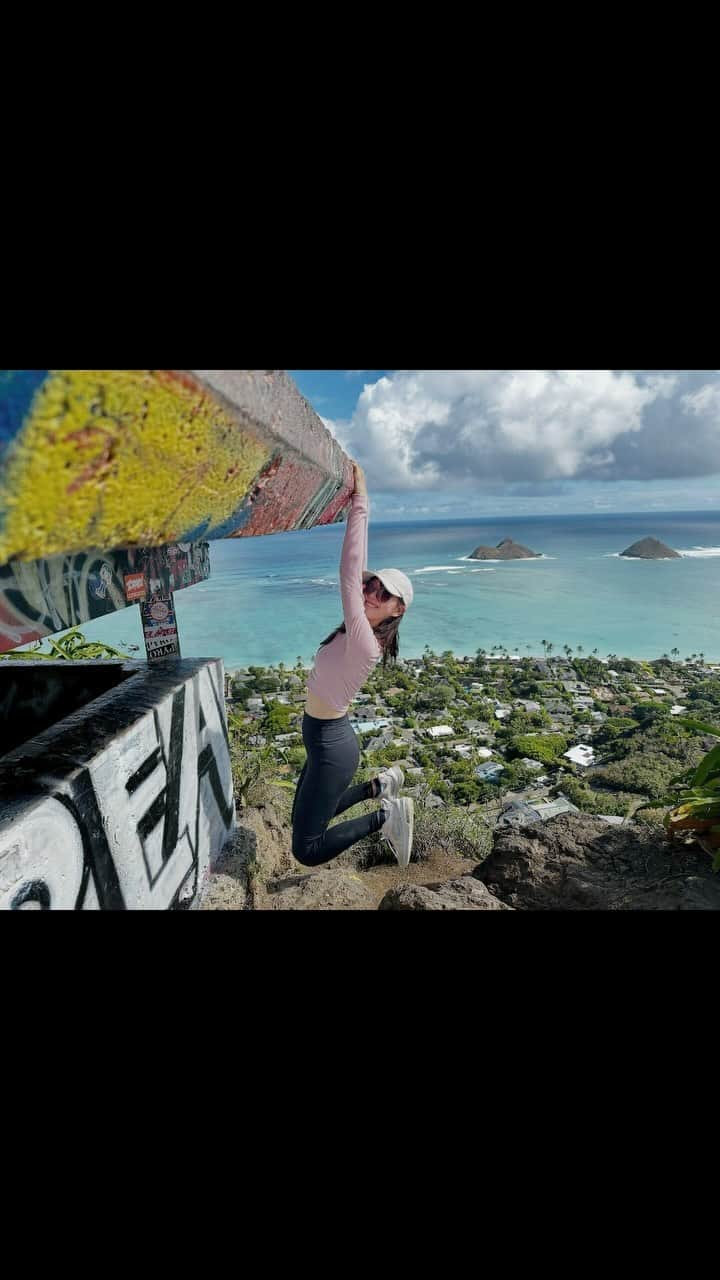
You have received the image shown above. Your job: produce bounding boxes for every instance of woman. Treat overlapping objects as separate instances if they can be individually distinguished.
[291,461,415,868]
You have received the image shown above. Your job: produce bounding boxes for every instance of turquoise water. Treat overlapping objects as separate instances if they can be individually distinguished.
[77,510,720,668]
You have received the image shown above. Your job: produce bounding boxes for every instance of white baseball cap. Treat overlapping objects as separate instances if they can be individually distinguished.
[362,568,414,608]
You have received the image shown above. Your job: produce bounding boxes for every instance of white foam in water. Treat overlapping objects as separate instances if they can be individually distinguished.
[678,546,720,557]
[413,565,468,573]
[457,554,553,563]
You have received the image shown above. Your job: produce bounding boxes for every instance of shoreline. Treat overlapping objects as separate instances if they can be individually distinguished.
[225,652,720,677]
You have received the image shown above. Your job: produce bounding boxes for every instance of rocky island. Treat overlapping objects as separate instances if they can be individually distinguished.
[469,537,541,561]
[620,537,681,560]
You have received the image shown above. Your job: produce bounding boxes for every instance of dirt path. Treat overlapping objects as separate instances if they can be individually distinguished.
[342,848,477,909]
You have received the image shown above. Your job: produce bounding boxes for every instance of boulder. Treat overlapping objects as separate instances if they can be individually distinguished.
[475,812,720,910]
[379,875,512,910]
[261,868,376,910]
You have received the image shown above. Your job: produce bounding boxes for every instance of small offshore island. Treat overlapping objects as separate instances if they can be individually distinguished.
[469,537,541,560]
[620,536,681,559]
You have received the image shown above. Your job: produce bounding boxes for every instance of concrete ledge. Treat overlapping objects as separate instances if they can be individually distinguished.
[0,658,235,910]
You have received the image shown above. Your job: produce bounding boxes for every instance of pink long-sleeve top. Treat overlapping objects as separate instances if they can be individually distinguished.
[306,491,382,713]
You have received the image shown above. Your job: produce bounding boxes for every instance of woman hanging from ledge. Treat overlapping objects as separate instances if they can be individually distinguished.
[292,461,415,868]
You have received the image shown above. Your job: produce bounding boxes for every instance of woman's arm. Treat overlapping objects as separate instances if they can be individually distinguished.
[339,462,375,646]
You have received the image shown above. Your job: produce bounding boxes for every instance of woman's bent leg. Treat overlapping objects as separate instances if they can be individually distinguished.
[292,715,385,867]
[332,777,376,817]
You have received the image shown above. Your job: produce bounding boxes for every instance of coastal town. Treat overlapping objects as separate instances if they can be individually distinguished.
[224,646,720,836]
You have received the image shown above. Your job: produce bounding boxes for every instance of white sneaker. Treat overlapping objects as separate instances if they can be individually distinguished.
[376,764,404,800]
[380,796,414,867]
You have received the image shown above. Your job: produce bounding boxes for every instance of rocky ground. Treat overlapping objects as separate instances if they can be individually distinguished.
[198,784,720,911]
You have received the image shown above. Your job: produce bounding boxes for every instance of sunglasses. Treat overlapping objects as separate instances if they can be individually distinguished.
[363,576,393,603]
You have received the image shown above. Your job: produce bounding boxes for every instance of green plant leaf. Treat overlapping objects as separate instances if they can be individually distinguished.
[675,717,720,736]
[690,743,720,788]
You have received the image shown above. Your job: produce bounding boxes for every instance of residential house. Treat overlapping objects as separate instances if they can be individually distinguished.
[475,762,505,782]
[497,800,542,828]
[529,796,580,820]
[350,718,391,735]
[354,705,382,721]
[463,720,494,738]
[426,725,455,739]
[563,744,596,767]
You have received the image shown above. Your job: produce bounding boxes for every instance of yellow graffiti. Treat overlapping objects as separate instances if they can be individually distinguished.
[0,370,271,561]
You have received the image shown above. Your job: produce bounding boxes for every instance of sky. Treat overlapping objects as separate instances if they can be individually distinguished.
[287,370,720,520]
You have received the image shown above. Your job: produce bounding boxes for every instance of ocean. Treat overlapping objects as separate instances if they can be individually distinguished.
[76,510,720,668]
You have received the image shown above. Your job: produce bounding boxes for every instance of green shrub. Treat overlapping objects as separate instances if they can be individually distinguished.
[412,805,493,863]
[508,732,568,764]
[0,626,130,661]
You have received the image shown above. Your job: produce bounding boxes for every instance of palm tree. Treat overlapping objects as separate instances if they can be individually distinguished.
[541,640,549,656]
[577,644,584,656]
[670,647,680,660]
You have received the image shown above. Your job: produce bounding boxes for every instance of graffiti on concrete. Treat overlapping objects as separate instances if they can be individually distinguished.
[0,541,210,652]
[0,660,235,909]
[0,370,354,565]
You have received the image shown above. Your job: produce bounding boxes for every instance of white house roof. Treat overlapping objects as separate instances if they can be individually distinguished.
[563,745,596,766]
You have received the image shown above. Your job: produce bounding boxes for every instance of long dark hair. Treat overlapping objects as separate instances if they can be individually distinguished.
[318,612,403,668]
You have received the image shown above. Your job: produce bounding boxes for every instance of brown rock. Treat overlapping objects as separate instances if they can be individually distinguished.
[379,875,512,910]
[261,868,376,910]
[475,812,720,910]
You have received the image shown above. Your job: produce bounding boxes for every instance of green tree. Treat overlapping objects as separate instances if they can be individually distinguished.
[507,732,568,764]
[261,699,294,736]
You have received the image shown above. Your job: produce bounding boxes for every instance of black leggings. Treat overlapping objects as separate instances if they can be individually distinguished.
[291,712,386,866]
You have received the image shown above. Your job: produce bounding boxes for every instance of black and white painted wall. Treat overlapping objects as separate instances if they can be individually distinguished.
[0,659,235,910]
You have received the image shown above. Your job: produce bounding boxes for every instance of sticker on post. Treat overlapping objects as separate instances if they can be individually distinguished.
[124,572,147,602]
[141,594,181,660]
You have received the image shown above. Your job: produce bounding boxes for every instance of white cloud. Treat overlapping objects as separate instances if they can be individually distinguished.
[681,383,720,419]
[329,369,720,493]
